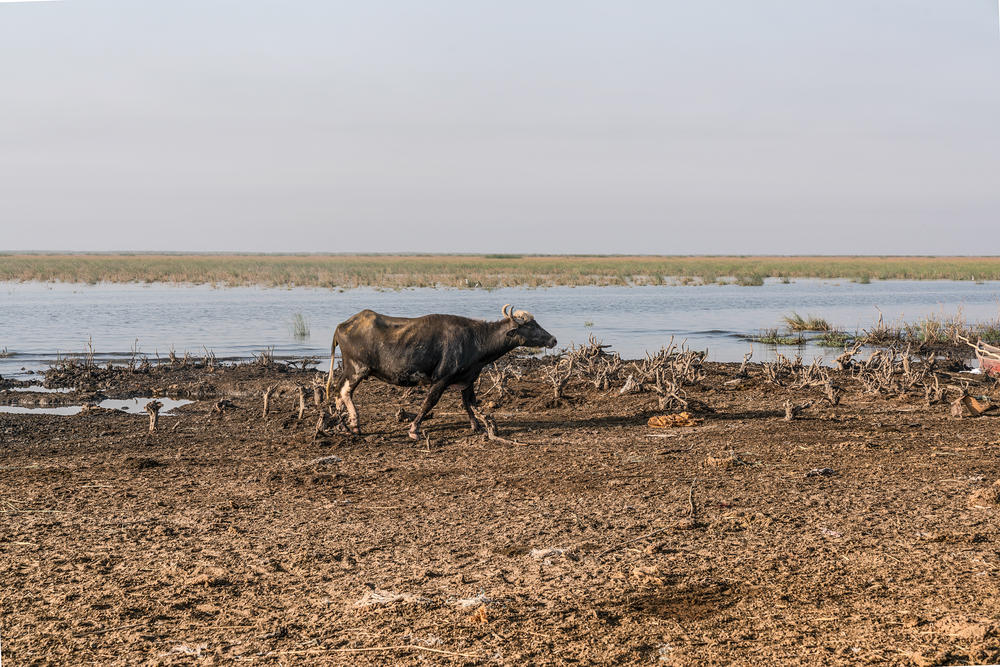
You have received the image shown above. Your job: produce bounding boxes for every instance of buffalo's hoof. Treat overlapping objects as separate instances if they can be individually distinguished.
[408,429,420,441]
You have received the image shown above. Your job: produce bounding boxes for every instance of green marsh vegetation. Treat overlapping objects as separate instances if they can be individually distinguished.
[4,254,1000,289]
[814,331,852,348]
[751,328,806,346]
[782,312,832,332]
[290,313,310,340]
[760,309,1000,350]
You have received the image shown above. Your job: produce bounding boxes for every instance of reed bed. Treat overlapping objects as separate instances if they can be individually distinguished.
[759,310,1000,349]
[782,313,833,332]
[2,254,1000,289]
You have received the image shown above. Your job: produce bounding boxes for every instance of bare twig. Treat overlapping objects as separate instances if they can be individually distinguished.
[145,400,162,432]
[262,385,275,419]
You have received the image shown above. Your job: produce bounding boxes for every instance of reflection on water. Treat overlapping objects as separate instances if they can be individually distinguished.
[98,397,193,414]
[0,405,84,416]
[1,279,998,377]
[0,397,193,416]
[6,385,74,393]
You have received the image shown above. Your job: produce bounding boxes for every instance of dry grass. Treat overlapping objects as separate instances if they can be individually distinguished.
[3,254,1000,289]
[782,312,832,332]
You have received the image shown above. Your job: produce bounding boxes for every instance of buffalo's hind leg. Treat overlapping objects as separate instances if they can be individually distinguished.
[461,385,484,433]
[338,372,366,435]
[409,380,448,441]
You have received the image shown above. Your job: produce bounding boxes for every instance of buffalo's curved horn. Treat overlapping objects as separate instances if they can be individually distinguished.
[502,304,513,320]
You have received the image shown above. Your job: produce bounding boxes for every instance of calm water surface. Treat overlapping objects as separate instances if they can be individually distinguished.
[2,280,998,378]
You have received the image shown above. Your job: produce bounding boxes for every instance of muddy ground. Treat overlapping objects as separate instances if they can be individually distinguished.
[2,356,999,666]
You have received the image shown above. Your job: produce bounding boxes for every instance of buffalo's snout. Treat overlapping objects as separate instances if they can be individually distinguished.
[546,336,557,348]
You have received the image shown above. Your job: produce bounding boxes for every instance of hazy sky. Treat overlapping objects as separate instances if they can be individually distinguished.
[1,1,998,254]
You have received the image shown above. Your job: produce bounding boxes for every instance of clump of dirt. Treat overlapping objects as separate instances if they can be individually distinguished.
[968,480,1000,508]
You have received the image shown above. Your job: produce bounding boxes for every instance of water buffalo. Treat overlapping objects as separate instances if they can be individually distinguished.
[326,304,557,439]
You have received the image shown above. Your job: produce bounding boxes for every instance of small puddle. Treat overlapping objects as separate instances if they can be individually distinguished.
[0,405,84,416]
[99,398,193,415]
[0,397,193,416]
[5,385,74,393]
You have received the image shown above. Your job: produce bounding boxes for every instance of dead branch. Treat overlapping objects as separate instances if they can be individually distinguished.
[543,358,574,400]
[262,385,275,419]
[469,405,529,446]
[835,341,863,371]
[783,400,813,421]
[736,347,753,378]
[145,400,162,432]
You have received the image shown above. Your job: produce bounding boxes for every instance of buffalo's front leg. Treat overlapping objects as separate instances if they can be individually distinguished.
[409,380,448,440]
[461,385,484,433]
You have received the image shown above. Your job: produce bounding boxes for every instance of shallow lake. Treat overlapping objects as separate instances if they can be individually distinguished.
[2,279,998,378]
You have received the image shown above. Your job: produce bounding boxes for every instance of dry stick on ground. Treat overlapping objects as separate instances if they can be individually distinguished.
[145,401,162,433]
[75,622,146,638]
[543,358,574,400]
[266,645,480,659]
[737,347,753,378]
[924,375,943,406]
[688,478,697,519]
[653,369,688,410]
[784,400,813,421]
[262,385,275,420]
[469,405,529,446]
[598,479,697,558]
[297,386,307,420]
[835,341,863,371]
[821,381,842,406]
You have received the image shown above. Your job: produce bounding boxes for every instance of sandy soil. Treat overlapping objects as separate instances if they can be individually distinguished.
[2,357,999,665]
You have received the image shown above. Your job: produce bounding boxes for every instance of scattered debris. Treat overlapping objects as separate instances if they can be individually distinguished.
[259,627,288,640]
[185,567,232,588]
[631,565,666,586]
[454,593,495,609]
[706,452,747,468]
[129,457,164,470]
[296,455,342,469]
[529,547,566,560]
[395,408,433,422]
[806,467,836,478]
[648,412,701,428]
[467,604,489,625]
[211,399,236,414]
[355,588,432,607]
[950,394,994,418]
[968,480,1000,508]
[783,400,812,421]
[618,374,641,395]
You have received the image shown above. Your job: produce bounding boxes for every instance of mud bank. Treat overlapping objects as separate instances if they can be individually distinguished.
[2,356,999,665]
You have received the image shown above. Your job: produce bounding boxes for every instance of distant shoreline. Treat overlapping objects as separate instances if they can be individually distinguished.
[3,254,1000,289]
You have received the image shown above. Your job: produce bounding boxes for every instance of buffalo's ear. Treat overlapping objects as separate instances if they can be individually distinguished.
[504,329,519,341]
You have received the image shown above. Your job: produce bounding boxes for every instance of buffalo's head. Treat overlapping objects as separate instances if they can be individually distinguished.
[502,304,557,348]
